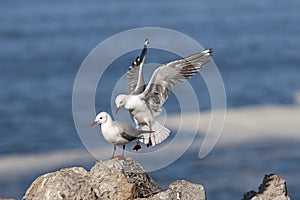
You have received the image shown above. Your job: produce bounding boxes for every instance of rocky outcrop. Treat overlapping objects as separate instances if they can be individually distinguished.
[22,158,291,200]
[243,174,290,200]
[22,158,206,200]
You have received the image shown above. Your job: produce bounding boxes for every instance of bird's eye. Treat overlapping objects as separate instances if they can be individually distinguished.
[100,117,103,119]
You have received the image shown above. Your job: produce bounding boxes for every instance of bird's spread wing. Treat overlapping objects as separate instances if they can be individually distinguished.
[140,49,213,115]
[127,39,149,95]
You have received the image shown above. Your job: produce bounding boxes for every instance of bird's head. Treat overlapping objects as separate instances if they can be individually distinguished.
[115,94,127,113]
[91,112,108,126]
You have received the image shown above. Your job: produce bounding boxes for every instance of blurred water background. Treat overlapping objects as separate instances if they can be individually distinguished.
[1,0,300,199]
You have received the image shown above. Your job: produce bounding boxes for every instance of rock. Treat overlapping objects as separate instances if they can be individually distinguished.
[0,198,15,200]
[89,158,162,199]
[243,174,290,200]
[23,167,96,200]
[150,180,206,200]
[23,158,204,200]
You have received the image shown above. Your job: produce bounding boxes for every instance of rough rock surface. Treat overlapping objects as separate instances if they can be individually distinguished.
[23,167,95,200]
[149,180,206,200]
[22,158,290,200]
[89,158,162,199]
[22,158,205,200]
[243,174,290,200]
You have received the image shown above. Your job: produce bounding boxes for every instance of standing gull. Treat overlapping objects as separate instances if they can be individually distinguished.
[91,112,152,159]
[115,44,213,147]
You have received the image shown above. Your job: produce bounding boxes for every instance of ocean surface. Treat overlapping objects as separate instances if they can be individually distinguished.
[1,0,300,199]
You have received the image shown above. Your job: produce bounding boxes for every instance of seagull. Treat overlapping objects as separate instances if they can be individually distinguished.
[91,112,153,159]
[115,41,213,147]
[117,39,149,149]
[116,39,170,148]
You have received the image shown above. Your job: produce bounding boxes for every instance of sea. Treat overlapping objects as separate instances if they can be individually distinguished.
[1,0,300,199]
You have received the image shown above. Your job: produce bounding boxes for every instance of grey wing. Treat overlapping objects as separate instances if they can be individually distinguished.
[127,39,149,95]
[140,49,213,115]
[114,121,142,142]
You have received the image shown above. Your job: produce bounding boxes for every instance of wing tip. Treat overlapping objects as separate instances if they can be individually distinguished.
[201,48,213,56]
[144,38,149,47]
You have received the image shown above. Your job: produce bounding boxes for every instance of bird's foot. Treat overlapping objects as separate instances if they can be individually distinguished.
[133,144,141,151]
[146,138,152,147]
[115,155,125,160]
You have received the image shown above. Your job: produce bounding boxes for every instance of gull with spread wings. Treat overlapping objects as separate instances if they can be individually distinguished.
[115,39,213,147]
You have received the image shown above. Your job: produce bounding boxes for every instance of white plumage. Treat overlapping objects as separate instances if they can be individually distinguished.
[115,39,213,147]
[91,112,152,159]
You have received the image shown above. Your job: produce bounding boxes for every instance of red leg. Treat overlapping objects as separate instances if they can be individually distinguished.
[111,145,116,159]
[133,140,141,151]
[116,145,125,160]
[121,145,125,159]
[147,126,153,147]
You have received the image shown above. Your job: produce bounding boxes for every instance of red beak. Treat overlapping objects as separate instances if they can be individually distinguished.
[116,107,119,113]
[91,121,97,126]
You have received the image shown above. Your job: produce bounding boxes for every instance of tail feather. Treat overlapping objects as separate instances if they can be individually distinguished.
[140,121,170,146]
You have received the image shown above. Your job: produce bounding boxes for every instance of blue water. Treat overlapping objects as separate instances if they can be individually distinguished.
[1,0,300,199]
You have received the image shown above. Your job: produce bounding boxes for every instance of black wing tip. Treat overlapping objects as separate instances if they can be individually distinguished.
[130,56,140,67]
[144,38,149,47]
[201,48,213,55]
[207,48,213,55]
[129,39,148,68]
[132,61,137,66]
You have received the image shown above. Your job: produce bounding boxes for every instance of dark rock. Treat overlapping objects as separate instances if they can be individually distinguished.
[122,158,162,198]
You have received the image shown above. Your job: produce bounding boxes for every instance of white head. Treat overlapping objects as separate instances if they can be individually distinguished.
[91,112,109,126]
[115,94,128,113]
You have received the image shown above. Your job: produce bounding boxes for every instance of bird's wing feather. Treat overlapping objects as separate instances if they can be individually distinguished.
[127,39,149,95]
[140,49,213,114]
[120,132,138,142]
[114,121,140,142]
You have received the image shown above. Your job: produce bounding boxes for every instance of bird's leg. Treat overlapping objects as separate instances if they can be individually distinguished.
[121,145,125,159]
[133,126,142,151]
[111,144,116,159]
[147,126,153,147]
[116,145,125,160]
[133,139,141,151]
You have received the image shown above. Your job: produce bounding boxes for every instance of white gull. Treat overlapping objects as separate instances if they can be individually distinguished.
[91,112,152,159]
[115,40,213,147]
